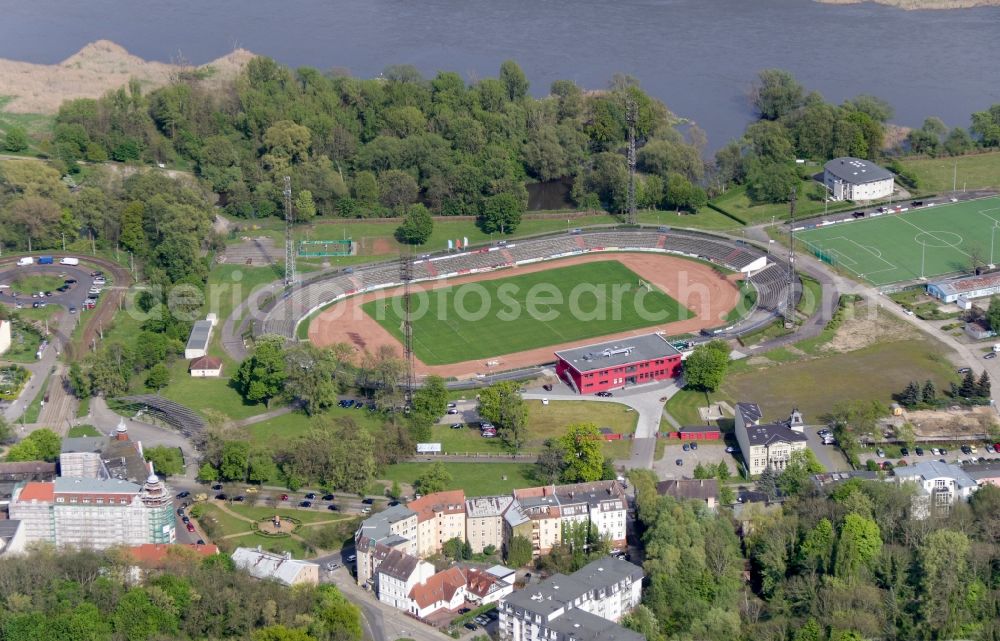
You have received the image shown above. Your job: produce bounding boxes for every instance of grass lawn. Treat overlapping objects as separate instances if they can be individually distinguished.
[203,263,284,326]
[899,151,1000,192]
[798,275,823,318]
[725,280,758,323]
[76,396,90,418]
[14,305,62,324]
[223,503,352,526]
[67,425,101,437]
[797,196,1000,285]
[380,462,538,496]
[710,175,834,224]
[664,388,715,426]
[244,405,386,443]
[1,321,42,363]
[198,503,253,535]
[723,339,957,421]
[362,260,691,365]
[156,358,263,420]
[429,399,638,454]
[9,274,65,295]
[224,532,312,558]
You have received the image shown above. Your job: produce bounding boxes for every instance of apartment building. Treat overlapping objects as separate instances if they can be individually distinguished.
[376,548,435,611]
[465,495,514,554]
[893,460,979,518]
[553,481,628,549]
[355,503,418,587]
[510,487,562,556]
[499,557,644,641]
[9,473,175,549]
[409,489,466,557]
[59,422,149,483]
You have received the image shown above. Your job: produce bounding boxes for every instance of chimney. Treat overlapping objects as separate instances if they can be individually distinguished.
[115,418,129,441]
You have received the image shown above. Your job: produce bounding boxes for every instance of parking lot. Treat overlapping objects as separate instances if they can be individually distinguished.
[652,440,739,480]
[0,262,106,314]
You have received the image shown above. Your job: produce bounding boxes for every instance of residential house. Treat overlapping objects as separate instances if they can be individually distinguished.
[408,566,467,618]
[376,548,434,611]
[499,557,644,641]
[734,402,808,476]
[656,479,719,510]
[232,546,319,586]
[964,461,1000,488]
[465,566,515,606]
[409,489,466,557]
[466,495,513,554]
[893,461,979,518]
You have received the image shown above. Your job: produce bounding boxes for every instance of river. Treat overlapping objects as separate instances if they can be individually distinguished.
[2,0,999,149]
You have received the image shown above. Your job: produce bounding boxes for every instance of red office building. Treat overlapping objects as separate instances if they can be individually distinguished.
[555,333,683,395]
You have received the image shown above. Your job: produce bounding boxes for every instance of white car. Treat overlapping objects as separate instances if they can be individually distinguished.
[542,398,549,405]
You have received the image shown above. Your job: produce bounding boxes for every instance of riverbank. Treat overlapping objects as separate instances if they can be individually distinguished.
[0,40,253,114]
[818,0,1000,9]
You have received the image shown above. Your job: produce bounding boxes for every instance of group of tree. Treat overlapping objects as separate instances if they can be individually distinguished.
[624,463,1000,641]
[41,57,710,233]
[537,520,612,575]
[3,428,60,462]
[477,380,528,451]
[897,379,937,408]
[948,369,991,403]
[0,547,363,641]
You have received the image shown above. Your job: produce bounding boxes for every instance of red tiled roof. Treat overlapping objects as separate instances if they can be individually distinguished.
[409,566,466,609]
[464,567,501,598]
[189,356,223,371]
[18,482,54,502]
[128,543,219,566]
[408,490,466,522]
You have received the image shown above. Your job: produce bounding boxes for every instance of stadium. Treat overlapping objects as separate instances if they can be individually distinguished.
[247,228,797,379]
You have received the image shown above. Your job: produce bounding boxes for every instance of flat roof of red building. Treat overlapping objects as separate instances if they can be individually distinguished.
[555,333,680,373]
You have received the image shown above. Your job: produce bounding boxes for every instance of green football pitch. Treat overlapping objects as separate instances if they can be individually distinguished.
[360,260,692,365]
[796,196,1000,286]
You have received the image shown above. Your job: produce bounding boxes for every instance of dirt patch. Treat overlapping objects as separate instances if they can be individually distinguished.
[308,252,740,378]
[0,40,253,114]
[888,406,998,439]
[822,300,919,353]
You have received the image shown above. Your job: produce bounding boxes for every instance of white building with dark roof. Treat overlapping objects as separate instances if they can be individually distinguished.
[355,503,418,587]
[376,548,435,611]
[823,157,894,202]
[499,557,644,641]
[893,461,979,518]
[735,402,808,476]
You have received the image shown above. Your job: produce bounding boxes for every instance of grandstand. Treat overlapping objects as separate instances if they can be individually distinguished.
[250,227,797,344]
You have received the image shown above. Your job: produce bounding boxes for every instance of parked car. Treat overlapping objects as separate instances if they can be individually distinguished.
[215,493,227,500]
[986,352,997,359]
[362,498,374,504]
[328,504,339,511]
[280,494,289,501]
[900,447,909,456]
[447,408,459,414]
[196,539,205,545]
[322,494,335,501]
[675,458,683,466]
[595,391,613,397]
[450,423,463,429]
[211,484,223,491]
[725,446,735,453]
[305,492,317,500]
[176,508,185,516]
[345,554,356,563]
[690,442,698,450]
[326,562,339,571]
[447,402,458,408]
[876,449,885,458]
[186,523,195,532]
[233,495,246,502]
[182,516,190,523]
[300,501,312,508]
[915,447,924,456]
[682,443,690,452]
[464,623,477,631]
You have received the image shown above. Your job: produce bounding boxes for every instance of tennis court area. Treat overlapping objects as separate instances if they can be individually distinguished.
[796,196,1000,286]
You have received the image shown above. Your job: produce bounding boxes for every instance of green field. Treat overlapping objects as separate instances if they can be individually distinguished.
[360,260,691,365]
[797,196,1000,285]
[899,151,1000,192]
[10,274,64,295]
[379,462,537,496]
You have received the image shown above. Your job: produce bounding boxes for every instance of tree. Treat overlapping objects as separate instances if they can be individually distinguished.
[442,537,465,560]
[499,60,529,101]
[757,467,778,499]
[751,69,805,120]
[976,370,991,398]
[917,529,971,635]
[5,429,61,462]
[535,440,567,483]
[144,362,171,391]
[197,461,219,482]
[394,203,433,244]
[219,440,251,482]
[777,449,825,496]
[68,361,92,400]
[312,584,364,641]
[558,423,608,483]
[119,201,147,254]
[235,335,287,406]
[921,379,936,404]
[479,192,524,235]
[958,369,977,397]
[378,169,418,211]
[798,519,834,575]
[145,445,184,477]
[971,103,1000,147]
[409,375,448,431]
[900,381,920,407]
[478,381,528,451]
[683,340,730,392]
[987,296,1000,332]
[251,626,316,641]
[284,343,351,415]
[505,534,533,567]
[294,190,317,221]
[833,513,882,581]
[414,462,451,494]
[744,159,798,205]
[3,126,29,152]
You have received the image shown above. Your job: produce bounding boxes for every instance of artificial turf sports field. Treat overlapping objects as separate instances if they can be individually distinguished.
[360,260,691,365]
[796,196,1000,286]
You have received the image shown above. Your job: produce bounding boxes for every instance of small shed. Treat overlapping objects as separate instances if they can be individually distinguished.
[677,425,721,440]
[189,356,223,378]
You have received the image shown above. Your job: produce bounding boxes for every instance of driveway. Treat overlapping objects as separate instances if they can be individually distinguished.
[802,425,851,472]
[523,376,682,470]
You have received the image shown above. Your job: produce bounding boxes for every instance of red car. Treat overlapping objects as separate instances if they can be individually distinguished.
[280,494,289,501]
[186,522,195,532]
